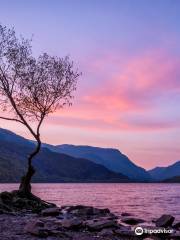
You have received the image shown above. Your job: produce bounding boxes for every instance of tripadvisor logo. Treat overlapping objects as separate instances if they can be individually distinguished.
[135,226,174,235]
[135,227,143,235]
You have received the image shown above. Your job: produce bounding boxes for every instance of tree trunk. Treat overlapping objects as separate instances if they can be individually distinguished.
[19,139,41,196]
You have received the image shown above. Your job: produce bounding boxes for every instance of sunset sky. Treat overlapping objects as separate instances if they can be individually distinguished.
[0,0,180,169]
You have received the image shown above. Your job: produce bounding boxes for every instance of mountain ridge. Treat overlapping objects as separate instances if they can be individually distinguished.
[1,127,179,183]
[148,161,180,180]
[0,128,129,183]
[45,144,151,181]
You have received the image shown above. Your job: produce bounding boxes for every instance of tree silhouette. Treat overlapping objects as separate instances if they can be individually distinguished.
[0,25,80,195]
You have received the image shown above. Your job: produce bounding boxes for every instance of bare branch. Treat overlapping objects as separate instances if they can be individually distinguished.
[0,116,24,124]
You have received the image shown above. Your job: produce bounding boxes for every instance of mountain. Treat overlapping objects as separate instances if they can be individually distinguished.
[0,128,129,183]
[44,144,151,181]
[162,176,180,183]
[0,128,33,146]
[148,161,180,181]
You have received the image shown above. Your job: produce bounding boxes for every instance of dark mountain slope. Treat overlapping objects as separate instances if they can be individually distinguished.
[162,176,180,183]
[0,128,33,146]
[0,129,129,183]
[148,161,180,181]
[46,144,151,181]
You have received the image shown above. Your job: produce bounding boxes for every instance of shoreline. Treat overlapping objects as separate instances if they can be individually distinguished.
[0,189,179,239]
[0,182,180,184]
[0,205,179,240]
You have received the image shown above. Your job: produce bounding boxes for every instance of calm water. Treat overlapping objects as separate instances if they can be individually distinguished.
[0,183,179,222]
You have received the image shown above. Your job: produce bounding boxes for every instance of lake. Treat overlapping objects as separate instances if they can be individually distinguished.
[0,183,179,222]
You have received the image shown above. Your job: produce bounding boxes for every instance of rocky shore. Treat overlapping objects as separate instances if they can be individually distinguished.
[0,191,179,239]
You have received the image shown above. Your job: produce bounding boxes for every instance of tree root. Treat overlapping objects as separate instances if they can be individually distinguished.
[0,190,56,214]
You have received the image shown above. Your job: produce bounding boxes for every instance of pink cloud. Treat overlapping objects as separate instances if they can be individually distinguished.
[85,50,180,110]
[1,49,179,133]
[47,114,180,132]
[52,49,180,131]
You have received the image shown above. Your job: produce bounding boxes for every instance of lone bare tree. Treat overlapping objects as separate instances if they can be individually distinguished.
[0,25,80,196]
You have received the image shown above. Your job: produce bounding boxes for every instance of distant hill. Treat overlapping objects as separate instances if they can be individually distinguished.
[0,128,129,183]
[44,144,151,181]
[0,128,33,146]
[148,161,180,181]
[162,176,180,183]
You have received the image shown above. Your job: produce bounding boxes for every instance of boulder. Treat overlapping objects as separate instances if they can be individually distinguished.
[121,217,145,225]
[95,215,117,221]
[98,228,114,236]
[114,226,135,237]
[66,205,89,212]
[93,208,110,215]
[173,221,180,230]
[24,220,48,237]
[155,214,175,227]
[72,207,94,216]
[41,207,60,217]
[169,230,180,238]
[66,205,110,217]
[85,218,117,231]
[25,219,44,229]
[61,218,82,229]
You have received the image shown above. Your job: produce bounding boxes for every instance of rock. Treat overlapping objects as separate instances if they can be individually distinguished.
[25,220,44,229]
[155,214,175,227]
[98,228,114,236]
[173,221,180,230]
[95,215,117,221]
[66,205,89,212]
[169,230,180,238]
[46,229,69,238]
[24,220,48,237]
[0,202,12,212]
[41,207,60,217]
[66,205,110,217]
[121,217,145,225]
[85,218,117,231]
[72,207,94,216]
[61,218,82,229]
[0,191,13,203]
[93,208,110,215]
[114,227,135,237]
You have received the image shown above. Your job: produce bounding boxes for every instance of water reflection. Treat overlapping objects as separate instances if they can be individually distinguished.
[0,183,179,221]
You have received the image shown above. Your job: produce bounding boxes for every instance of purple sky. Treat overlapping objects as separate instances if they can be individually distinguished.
[0,0,180,169]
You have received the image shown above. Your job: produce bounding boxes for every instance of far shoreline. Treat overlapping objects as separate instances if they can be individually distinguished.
[0,182,180,184]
